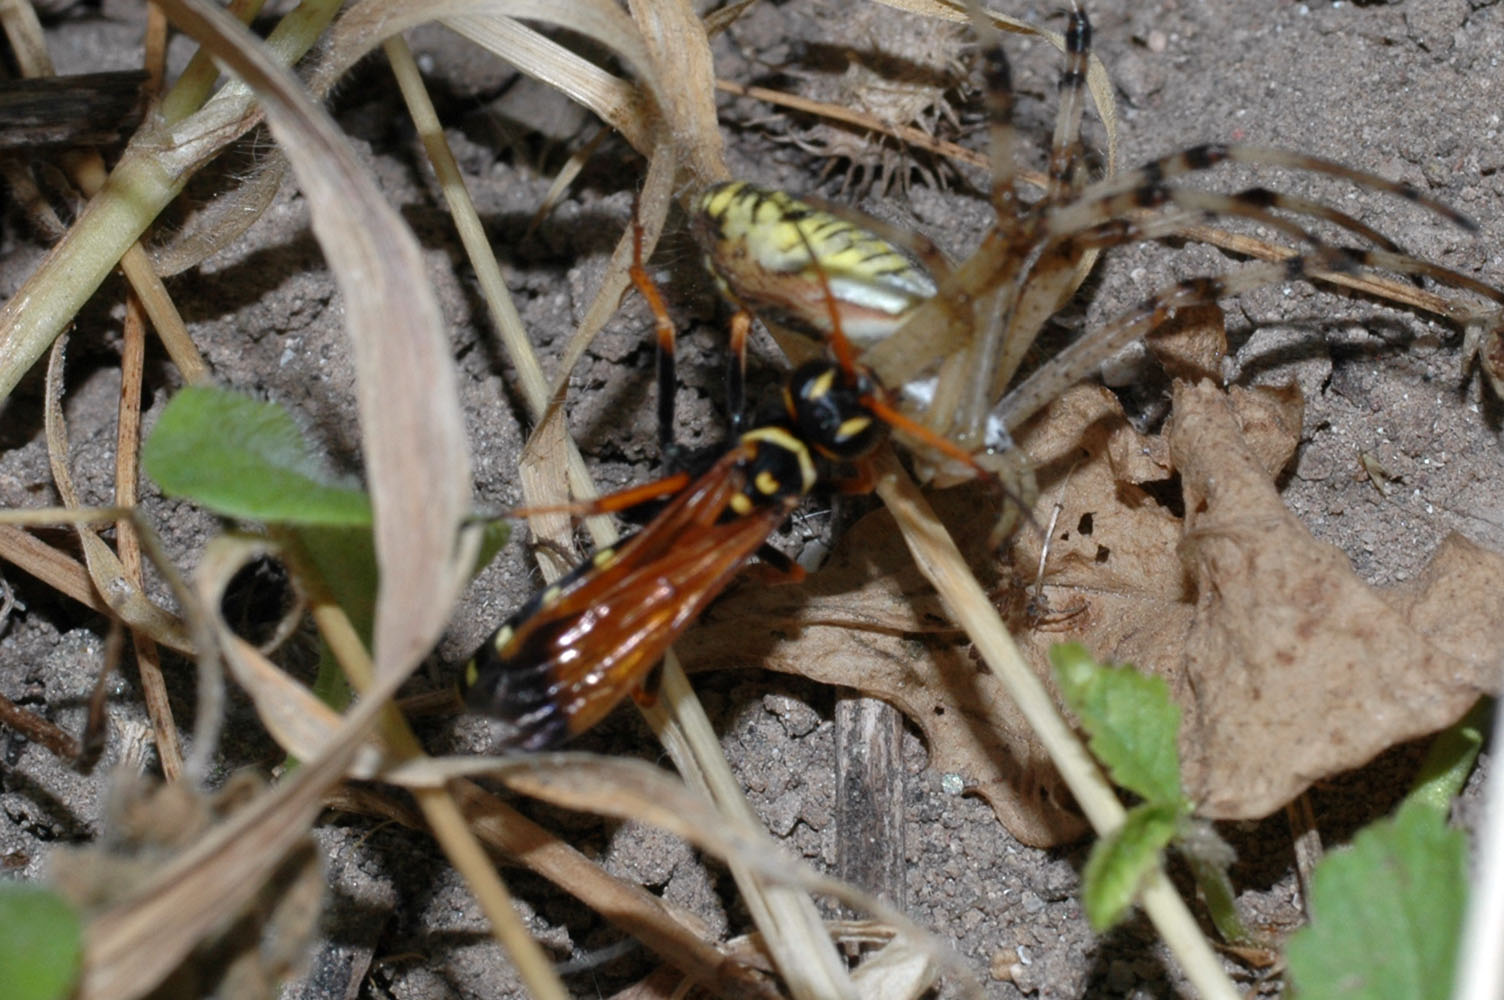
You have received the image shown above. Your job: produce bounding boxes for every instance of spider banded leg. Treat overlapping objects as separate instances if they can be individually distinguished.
[1051,143,1477,234]
[986,142,1486,406]
[950,0,1029,450]
[993,178,1504,418]
[1047,2,1092,202]
[992,243,1453,430]
[980,181,1435,404]
[995,256,1341,429]
[977,1,1092,422]
[877,141,1484,409]
[952,2,1095,449]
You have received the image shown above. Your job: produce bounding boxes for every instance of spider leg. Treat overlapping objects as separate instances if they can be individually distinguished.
[963,0,1022,226]
[996,256,1336,431]
[989,240,1498,430]
[950,3,1096,450]
[1068,143,1476,233]
[1047,2,1092,203]
[984,176,1448,402]
[950,4,1094,447]
[981,184,1415,404]
[1052,186,1388,252]
[950,1,1030,451]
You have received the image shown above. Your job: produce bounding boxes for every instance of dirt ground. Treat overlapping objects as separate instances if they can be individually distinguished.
[2,0,1502,998]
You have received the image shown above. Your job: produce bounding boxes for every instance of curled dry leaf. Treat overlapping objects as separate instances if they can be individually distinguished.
[1167,378,1503,817]
[680,307,1504,843]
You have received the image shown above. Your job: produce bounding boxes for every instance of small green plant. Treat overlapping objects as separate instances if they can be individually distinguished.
[1050,643,1241,934]
[0,882,83,1000]
[143,385,374,526]
[1054,643,1482,998]
[1283,701,1482,1000]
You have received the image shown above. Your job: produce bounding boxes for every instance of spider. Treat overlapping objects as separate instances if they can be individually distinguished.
[690,0,1504,488]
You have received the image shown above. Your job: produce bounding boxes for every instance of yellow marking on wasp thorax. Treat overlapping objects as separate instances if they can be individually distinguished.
[463,660,479,687]
[754,469,782,496]
[729,493,754,516]
[540,585,562,608]
[592,547,617,568]
[838,415,873,442]
[742,426,819,493]
[491,625,513,652]
[807,366,837,401]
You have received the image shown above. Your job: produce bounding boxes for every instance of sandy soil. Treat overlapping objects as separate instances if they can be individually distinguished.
[1,1,1500,998]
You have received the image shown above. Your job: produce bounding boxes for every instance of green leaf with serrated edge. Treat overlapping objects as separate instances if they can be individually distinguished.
[1081,802,1180,931]
[1286,798,1466,1000]
[144,385,371,525]
[0,883,83,1000]
[1051,643,1184,807]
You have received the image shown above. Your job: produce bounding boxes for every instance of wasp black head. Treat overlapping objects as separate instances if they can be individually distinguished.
[784,360,887,461]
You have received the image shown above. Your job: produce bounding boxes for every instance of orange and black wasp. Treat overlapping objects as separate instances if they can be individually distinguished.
[460,217,1000,750]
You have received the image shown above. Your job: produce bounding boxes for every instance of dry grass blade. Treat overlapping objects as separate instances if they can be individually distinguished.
[76,519,421,1000]
[0,525,119,624]
[41,339,193,653]
[151,0,473,679]
[386,752,983,998]
[0,0,338,404]
[320,0,660,119]
[77,677,404,1000]
[628,0,725,186]
[442,15,650,152]
[330,781,781,1000]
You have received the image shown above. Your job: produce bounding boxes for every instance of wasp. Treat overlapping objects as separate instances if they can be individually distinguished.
[461,222,998,750]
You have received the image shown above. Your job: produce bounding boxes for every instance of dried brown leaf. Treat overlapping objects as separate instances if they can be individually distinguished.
[1017,373,1501,822]
[1168,379,1503,816]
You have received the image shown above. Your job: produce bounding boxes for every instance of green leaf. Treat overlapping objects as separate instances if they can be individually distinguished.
[1081,802,1180,930]
[295,517,508,715]
[144,385,372,525]
[471,518,511,580]
[1407,697,1488,815]
[1286,799,1466,1000]
[0,883,83,1000]
[1050,643,1185,806]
